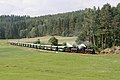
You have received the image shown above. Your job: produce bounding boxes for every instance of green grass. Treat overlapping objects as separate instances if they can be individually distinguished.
[0,40,120,80]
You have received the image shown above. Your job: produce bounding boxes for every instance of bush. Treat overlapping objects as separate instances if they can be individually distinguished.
[62,42,66,46]
[34,39,40,44]
[48,36,58,45]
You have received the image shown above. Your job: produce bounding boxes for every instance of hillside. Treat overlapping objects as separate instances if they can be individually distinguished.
[0,3,120,49]
[10,36,77,44]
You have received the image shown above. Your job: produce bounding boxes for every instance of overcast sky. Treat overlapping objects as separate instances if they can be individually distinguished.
[0,0,119,17]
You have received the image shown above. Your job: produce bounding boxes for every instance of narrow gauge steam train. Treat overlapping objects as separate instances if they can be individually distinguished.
[10,42,95,54]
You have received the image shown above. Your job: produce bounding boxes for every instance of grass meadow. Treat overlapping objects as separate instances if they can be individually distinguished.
[10,36,77,44]
[0,39,120,80]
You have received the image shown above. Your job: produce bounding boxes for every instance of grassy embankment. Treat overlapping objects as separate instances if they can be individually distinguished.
[0,38,120,80]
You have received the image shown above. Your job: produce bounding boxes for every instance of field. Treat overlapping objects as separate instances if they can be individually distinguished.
[0,39,120,80]
[10,36,77,44]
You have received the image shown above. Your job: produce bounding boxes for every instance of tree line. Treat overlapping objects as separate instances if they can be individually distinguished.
[76,3,120,49]
[0,3,120,49]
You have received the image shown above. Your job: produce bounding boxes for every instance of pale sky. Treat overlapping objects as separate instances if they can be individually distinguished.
[0,0,119,17]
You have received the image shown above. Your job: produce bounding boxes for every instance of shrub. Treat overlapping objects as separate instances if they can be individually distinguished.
[34,39,40,44]
[62,42,66,46]
[48,36,58,45]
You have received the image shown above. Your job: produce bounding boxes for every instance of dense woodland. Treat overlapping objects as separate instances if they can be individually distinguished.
[0,3,120,49]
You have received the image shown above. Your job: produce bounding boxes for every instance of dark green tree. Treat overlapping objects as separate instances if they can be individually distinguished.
[48,36,58,45]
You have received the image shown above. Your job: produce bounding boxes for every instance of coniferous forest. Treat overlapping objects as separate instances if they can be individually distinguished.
[0,3,120,49]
